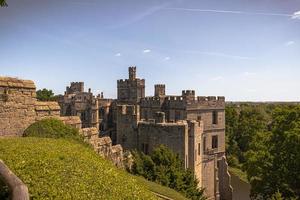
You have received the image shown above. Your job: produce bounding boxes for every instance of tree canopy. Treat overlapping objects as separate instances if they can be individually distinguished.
[36,88,57,101]
[131,145,206,200]
[0,0,7,7]
[226,103,300,199]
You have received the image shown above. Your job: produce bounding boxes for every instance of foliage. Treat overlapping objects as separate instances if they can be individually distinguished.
[134,176,189,200]
[226,103,300,199]
[23,118,83,143]
[131,145,206,200]
[0,0,7,7]
[36,88,57,101]
[0,137,157,200]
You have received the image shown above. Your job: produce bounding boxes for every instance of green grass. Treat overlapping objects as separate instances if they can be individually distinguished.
[135,176,189,200]
[229,167,249,183]
[0,137,157,200]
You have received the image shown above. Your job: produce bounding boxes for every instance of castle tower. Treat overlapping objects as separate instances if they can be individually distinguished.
[182,90,195,101]
[154,84,165,97]
[129,66,136,80]
[117,67,145,104]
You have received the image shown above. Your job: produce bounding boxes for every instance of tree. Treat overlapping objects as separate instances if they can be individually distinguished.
[244,106,300,199]
[0,0,7,7]
[36,88,57,101]
[131,145,206,200]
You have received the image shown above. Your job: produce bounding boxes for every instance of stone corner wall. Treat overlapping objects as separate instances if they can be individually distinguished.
[218,156,233,200]
[0,76,62,137]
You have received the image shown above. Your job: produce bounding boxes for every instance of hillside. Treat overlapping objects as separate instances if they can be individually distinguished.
[0,137,157,200]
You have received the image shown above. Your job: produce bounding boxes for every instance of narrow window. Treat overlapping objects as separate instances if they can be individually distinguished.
[212,111,218,125]
[212,135,218,149]
[198,143,201,155]
[145,144,149,154]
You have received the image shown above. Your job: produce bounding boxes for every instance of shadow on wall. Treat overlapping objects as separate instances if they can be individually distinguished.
[231,173,251,200]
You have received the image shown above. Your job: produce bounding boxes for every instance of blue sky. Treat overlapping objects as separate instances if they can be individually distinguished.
[0,0,300,101]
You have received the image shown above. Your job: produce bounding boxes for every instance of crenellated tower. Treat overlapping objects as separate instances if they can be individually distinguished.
[117,66,145,104]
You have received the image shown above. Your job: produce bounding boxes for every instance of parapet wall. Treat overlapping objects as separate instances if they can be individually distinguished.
[0,76,60,137]
[81,128,124,168]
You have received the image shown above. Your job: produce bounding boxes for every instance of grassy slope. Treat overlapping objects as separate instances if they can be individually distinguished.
[135,176,189,200]
[0,137,157,200]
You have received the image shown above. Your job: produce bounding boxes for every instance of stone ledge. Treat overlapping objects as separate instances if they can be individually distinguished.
[34,101,60,111]
[0,77,35,89]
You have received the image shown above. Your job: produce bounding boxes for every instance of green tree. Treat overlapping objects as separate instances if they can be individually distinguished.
[36,88,57,101]
[0,0,7,7]
[131,145,206,200]
[244,106,300,199]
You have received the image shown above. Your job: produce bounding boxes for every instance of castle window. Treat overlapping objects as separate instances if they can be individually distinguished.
[175,111,181,121]
[212,111,218,125]
[198,143,201,155]
[212,135,218,149]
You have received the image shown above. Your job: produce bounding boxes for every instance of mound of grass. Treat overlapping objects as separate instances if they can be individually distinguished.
[23,118,83,142]
[0,137,157,200]
[135,176,189,200]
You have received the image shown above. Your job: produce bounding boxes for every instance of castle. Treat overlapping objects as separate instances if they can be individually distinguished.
[58,67,233,200]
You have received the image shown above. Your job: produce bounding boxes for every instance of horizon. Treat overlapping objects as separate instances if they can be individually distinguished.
[1,0,300,101]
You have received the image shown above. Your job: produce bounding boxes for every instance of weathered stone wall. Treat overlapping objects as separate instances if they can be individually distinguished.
[138,120,189,168]
[116,105,140,150]
[81,127,124,168]
[218,156,233,200]
[0,77,60,137]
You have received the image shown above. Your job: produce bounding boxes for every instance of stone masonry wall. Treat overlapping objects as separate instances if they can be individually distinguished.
[81,127,124,168]
[0,77,60,137]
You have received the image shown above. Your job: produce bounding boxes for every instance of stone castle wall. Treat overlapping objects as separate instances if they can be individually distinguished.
[0,77,60,137]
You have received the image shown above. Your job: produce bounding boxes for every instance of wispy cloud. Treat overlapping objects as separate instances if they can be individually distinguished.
[115,53,122,57]
[285,41,295,46]
[108,2,170,29]
[242,72,256,76]
[164,56,170,61]
[211,76,224,81]
[292,11,300,19]
[164,8,293,18]
[143,49,151,53]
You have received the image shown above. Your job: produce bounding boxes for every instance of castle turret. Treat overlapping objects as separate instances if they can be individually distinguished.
[117,67,145,103]
[182,90,195,101]
[129,66,136,80]
[154,84,165,97]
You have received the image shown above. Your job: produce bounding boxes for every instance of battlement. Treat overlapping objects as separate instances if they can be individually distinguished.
[129,66,136,80]
[117,78,145,85]
[154,84,166,96]
[182,90,195,97]
[118,105,139,116]
[66,82,84,94]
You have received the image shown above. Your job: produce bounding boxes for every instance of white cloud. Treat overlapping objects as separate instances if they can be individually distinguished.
[164,56,170,60]
[211,76,223,81]
[143,49,151,53]
[285,41,295,46]
[291,11,300,19]
[115,53,121,57]
[242,72,256,77]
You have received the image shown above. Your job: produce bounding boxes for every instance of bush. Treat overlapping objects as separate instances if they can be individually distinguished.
[0,137,157,200]
[23,118,83,142]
